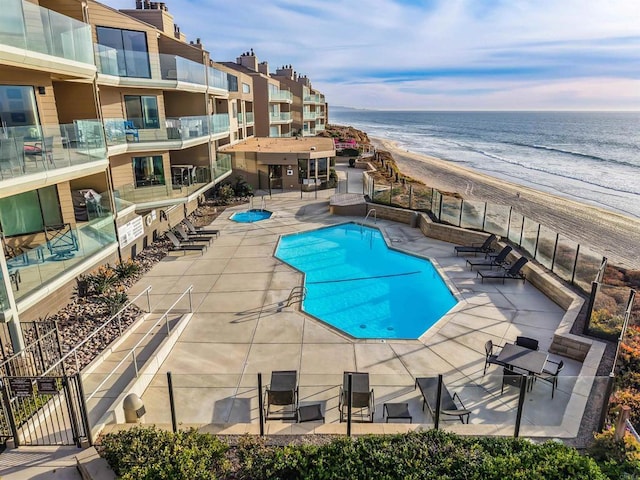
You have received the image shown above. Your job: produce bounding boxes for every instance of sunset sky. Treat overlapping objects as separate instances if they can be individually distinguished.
[104,0,640,110]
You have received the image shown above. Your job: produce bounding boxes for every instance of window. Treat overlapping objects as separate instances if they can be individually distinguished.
[96,26,151,78]
[227,74,238,92]
[133,156,165,187]
[0,85,40,137]
[0,186,62,236]
[297,159,307,181]
[242,83,251,94]
[124,95,159,129]
[232,101,238,119]
[318,158,328,178]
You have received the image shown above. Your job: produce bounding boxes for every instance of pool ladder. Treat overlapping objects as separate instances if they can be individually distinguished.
[284,286,307,307]
[361,208,377,232]
[250,196,266,211]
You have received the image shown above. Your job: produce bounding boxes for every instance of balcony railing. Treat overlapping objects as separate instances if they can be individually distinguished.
[269,90,293,102]
[0,0,94,65]
[104,115,229,146]
[211,113,230,135]
[303,111,318,120]
[6,211,117,301]
[0,120,107,180]
[245,112,254,124]
[208,66,228,91]
[0,271,9,312]
[160,53,206,85]
[269,112,292,123]
[214,153,232,180]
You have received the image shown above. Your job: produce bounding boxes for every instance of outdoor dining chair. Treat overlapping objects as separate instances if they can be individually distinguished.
[264,370,298,420]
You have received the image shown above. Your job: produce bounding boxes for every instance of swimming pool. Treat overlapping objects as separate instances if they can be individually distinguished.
[275,223,457,339]
[230,209,272,223]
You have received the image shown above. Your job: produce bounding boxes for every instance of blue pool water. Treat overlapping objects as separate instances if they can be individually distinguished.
[231,209,272,223]
[275,223,457,339]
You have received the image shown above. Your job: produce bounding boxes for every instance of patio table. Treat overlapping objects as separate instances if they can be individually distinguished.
[496,343,548,375]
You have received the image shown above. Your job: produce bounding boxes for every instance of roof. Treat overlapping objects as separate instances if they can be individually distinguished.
[222,136,335,155]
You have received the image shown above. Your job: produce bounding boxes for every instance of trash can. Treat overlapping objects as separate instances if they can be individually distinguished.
[123,393,146,423]
[410,211,419,228]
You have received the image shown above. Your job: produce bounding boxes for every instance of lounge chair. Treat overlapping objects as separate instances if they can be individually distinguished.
[265,370,298,420]
[183,218,220,237]
[454,234,496,256]
[165,231,207,254]
[339,372,374,422]
[476,257,528,284]
[414,377,470,424]
[466,245,512,270]
[174,225,214,245]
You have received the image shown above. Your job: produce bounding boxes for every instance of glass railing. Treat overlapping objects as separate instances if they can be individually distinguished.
[5,212,117,301]
[269,112,292,123]
[303,111,318,120]
[214,153,232,180]
[269,90,293,102]
[0,0,94,65]
[159,53,206,85]
[0,121,107,180]
[237,113,244,125]
[316,124,326,132]
[0,271,9,311]
[208,66,228,90]
[245,112,254,124]
[104,116,214,145]
[114,165,214,204]
[303,94,321,103]
[210,114,230,135]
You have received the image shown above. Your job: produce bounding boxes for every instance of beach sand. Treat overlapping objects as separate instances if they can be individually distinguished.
[373,138,640,270]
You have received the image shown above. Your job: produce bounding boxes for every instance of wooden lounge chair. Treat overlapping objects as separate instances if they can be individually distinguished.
[183,218,220,237]
[265,370,298,420]
[165,231,207,254]
[339,372,374,422]
[174,225,214,245]
[454,234,496,256]
[466,245,512,270]
[414,377,470,424]
[477,257,528,284]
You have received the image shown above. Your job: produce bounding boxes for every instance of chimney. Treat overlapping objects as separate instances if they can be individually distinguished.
[236,49,258,71]
[136,0,142,9]
[258,61,269,76]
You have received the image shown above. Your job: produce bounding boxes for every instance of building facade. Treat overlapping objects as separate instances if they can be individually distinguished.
[0,0,329,351]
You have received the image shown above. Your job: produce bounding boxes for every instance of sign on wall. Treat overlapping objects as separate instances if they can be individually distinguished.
[117,216,145,249]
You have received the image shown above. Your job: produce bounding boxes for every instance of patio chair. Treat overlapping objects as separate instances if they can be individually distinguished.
[483,339,506,375]
[265,370,299,420]
[515,336,539,351]
[32,136,55,167]
[466,245,512,271]
[454,234,496,256]
[501,367,524,394]
[476,257,528,284]
[165,231,207,254]
[414,376,470,424]
[174,225,214,245]
[535,359,564,398]
[124,120,139,142]
[339,372,375,422]
[183,218,220,237]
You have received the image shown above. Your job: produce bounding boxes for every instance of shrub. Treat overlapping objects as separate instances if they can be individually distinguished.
[589,428,640,479]
[100,425,230,480]
[97,286,129,315]
[217,184,235,204]
[114,259,141,280]
[88,265,119,294]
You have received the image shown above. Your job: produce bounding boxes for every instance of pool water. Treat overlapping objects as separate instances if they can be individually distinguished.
[275,223,457,339]
[231,209,272,223]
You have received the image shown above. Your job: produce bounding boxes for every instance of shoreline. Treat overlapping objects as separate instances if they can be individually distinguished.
[369,136,640,270]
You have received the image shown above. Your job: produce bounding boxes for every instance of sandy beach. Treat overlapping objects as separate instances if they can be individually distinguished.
[373,137,640,270]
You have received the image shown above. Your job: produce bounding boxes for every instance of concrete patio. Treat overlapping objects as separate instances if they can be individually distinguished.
[90,177,604,438]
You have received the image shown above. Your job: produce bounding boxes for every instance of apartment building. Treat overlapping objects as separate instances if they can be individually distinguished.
[220,51,295,138]
[273,66,327,137]
[0,0,236,350]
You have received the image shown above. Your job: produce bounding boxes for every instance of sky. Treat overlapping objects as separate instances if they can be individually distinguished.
[105,0,640,111]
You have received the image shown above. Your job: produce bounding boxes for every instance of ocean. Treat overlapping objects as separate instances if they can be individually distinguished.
[329,110,640,220]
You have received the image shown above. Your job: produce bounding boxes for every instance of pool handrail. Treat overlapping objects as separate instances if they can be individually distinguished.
[362,208,377,232]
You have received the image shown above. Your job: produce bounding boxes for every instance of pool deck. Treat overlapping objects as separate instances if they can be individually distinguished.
[108,177,596,438]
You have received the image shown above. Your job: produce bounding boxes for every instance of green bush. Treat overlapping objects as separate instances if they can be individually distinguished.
[115,259,141,280]
[589,428,640,479]
[217,184,235,204]
[100,426,230,480]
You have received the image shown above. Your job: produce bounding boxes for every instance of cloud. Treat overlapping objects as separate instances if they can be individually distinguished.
[100,0,640,109]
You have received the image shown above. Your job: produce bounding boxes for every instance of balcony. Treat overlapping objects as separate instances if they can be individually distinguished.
[0,0,95,76]
[208,66,228,92]
[303,111,318,121]
[5,210,117,302]
[0,121,107,185]
[114,157,231,206]
[315,124,326,132]
[160,53,206,85]
[268,90,293,103]
[104,114,229,150]
[269,112,292,124]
